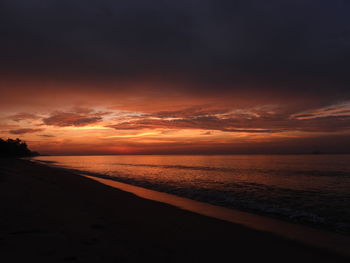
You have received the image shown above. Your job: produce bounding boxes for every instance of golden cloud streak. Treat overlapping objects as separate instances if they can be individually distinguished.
[61,126,111,130]
[103,132,161,138]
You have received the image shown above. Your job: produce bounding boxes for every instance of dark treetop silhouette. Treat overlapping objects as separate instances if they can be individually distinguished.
[0,138,39,158]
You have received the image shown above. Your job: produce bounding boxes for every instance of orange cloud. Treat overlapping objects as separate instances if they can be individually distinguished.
[10,128,44,135]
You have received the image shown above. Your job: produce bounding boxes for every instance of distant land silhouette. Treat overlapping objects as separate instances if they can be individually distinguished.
[0,138,39,158]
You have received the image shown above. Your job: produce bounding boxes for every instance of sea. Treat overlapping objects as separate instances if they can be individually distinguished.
[32,154,350,235]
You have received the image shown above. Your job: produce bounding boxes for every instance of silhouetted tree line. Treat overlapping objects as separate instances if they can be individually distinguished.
[0,138,39,158]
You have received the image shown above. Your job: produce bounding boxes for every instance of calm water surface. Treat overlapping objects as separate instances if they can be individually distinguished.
[33,155,350,234]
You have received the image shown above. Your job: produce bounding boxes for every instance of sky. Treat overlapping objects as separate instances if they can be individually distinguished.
[1,0,350,155]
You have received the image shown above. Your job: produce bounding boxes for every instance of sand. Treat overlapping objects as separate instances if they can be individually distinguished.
[0,158,348,263]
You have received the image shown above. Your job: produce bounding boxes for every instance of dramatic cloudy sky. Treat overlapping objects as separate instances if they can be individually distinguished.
[1,0,350,154]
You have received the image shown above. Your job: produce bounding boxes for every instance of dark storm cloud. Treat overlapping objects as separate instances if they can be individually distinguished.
[1,0,350,100]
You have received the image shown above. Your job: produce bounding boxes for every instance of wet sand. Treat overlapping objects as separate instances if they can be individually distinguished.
[0,158,348,262]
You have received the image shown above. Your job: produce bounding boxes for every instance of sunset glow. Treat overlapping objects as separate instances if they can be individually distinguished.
[2,2,350,262]
[1,1,349,155]
[1,98,350,155]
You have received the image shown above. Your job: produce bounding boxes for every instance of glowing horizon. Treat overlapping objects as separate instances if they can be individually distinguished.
[1,1,350,155]
[1,99,350,155]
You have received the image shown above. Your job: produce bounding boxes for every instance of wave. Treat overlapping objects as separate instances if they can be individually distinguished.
[39,162,350,235]
[35,160,59,164]
[109,162,350,178]
[31,159,350,235]
[103,175,350,234]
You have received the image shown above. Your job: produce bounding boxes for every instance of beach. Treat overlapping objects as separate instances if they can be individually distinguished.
[0,158,348,262]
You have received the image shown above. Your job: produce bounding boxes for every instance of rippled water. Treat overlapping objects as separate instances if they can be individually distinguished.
[33,155,350,234]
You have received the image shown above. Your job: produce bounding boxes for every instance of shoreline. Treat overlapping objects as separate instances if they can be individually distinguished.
[1,158,349,262]
[82,174,350,258]
[32,157,350,236]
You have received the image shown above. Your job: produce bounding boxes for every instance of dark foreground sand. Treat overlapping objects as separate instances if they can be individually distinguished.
[0,159,348,263]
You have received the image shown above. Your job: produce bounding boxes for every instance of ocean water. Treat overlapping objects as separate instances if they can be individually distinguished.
[33,155,350,234]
